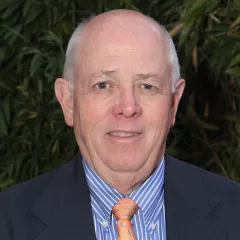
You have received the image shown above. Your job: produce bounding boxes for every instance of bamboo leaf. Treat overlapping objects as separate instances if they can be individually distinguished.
[0,47,6,65]
[25,4,44,25]
[30,54,43,77]
[0,81,12,91]
[0,179,15,189]
[226,67,240,76]
[229,52,240,67]
[1,1,21,19]
[3,97,11,124]
[0,109,8,136]
[23,1,32,17]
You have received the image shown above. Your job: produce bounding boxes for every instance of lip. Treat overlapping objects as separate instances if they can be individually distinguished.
[106,131,142,141]
[108,130,142,134]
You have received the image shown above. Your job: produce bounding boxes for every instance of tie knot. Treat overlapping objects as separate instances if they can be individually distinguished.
[112,197,139,220]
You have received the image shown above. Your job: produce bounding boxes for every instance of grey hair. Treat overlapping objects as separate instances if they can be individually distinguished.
[160,26,181,92]
[63,18,93,91]
[63,16,180,92]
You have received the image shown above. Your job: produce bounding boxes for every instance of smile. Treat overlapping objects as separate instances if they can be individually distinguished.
[109,132,139,137]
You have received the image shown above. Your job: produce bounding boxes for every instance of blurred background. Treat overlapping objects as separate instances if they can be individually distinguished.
[0,0,240,189]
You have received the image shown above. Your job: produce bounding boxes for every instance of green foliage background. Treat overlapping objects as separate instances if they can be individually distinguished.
[0,0,240,189]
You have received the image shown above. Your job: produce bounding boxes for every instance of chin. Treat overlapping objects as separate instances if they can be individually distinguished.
[103,153,148,173]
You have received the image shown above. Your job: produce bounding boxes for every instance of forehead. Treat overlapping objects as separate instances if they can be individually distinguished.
[77,15,169,76]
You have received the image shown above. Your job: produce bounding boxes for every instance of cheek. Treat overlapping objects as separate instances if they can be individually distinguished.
[142,97,172,124]
[143,100,172,144]
[74,95,112,135]
[142,101,171,150]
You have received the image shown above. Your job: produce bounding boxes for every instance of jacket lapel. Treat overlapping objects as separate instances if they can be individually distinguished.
[164,155,227,240]
[31,153,96,240]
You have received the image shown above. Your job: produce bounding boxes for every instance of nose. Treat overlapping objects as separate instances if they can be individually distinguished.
[112,88,142,118]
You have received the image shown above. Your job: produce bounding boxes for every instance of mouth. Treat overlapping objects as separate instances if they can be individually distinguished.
[107,131,142,141]
[108,132,139,137]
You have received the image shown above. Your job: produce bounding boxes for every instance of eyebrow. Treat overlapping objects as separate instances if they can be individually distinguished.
[135,73,160,79]
[100,71,160,78]
[100,70,117,76]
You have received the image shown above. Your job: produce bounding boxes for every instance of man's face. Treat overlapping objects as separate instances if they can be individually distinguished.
[70,22,183,176]
[55,16,185,183]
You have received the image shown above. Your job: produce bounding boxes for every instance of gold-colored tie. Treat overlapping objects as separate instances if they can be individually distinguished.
[112,197,139,240]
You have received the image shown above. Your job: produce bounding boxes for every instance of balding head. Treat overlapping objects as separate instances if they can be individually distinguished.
[82,9,163,36]
[63,10,180,92]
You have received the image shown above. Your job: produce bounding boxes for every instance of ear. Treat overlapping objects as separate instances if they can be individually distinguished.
[170,78,185,127]
[54,78,73,127]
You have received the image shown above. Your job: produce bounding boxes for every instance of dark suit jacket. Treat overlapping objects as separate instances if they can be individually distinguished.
[1,153,240,240]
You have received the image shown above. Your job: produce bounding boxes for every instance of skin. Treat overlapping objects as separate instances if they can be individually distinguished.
[55,10,185,194]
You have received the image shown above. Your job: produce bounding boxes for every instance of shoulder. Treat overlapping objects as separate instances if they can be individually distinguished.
[165,155,240,238]
[0,153,89,239]
[166,154,240,204]
[0,154,79,211]
[0,168,52,206]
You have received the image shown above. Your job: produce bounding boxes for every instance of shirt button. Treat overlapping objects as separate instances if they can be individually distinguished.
[151,223,156,230]
[102,220,108,227]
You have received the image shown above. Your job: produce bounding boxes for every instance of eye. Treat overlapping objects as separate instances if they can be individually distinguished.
[141,84,154,90]
[95,82,110,89]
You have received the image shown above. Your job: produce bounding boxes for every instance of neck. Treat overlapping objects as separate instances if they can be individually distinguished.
[93,158,162,195]
[107,173,145,194]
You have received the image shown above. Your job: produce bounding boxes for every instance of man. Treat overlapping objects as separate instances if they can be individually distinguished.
[0,9,240,240]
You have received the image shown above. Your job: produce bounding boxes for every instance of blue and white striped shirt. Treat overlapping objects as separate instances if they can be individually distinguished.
[83,158,166,240]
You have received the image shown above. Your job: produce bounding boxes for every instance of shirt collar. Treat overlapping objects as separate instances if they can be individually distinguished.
[83,157,165,230]
[130,157,165,230]
[83,160,123,224]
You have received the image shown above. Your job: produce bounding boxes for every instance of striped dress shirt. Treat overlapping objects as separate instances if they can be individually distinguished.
[83,158,166,240]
